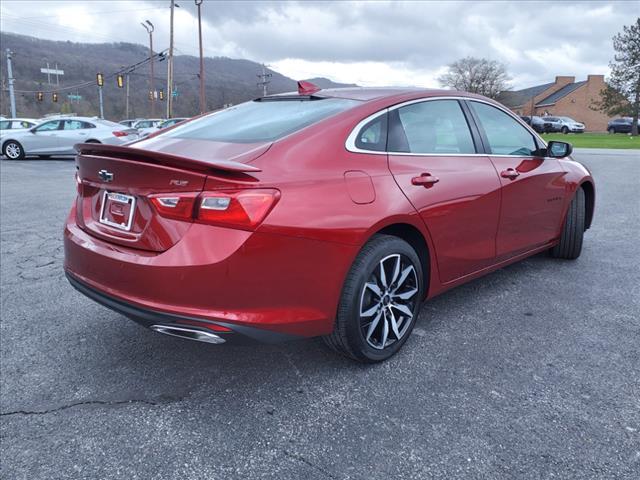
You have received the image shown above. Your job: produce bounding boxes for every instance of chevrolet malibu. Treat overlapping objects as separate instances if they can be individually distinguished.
[2,117,138,160]
[64,84,595,362]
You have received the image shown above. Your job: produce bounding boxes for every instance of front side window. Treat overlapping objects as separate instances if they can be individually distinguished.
[390,100,476,154]
[35,121,61,132]
[470,102,537,156]
[164,98,359,143]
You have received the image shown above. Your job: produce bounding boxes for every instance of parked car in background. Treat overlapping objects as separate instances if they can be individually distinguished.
[64,86,595,362]
[0,118,39,136]
[1,117,138,160]
[157,117,189,130]
[119,119,144,128]
[519,115,550,134]
[542,116,585,134]
[133,118,164,137]
[607,117,633,134]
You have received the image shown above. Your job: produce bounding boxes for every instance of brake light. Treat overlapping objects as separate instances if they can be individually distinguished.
[112,131,129,137]
[148,189,279,230]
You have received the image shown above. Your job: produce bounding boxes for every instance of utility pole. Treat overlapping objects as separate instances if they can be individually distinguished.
[98,86,104,118]
[142,20,155,117]
[257,64,272,97]
[195,0,206,114]
[166,0,176,118]
[5,49,17,118]
[125,72,130,119]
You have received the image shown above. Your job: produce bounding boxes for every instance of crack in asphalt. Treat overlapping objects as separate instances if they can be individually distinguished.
[282,449,339,479]
[0,398,171,417]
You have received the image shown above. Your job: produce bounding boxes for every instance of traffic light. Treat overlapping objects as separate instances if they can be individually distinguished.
[148,90,154,100]
[52,92,58,103]
[159,89,164,101]
[116,74,124,88]
[96,72,104,87]
[37,91,44,101]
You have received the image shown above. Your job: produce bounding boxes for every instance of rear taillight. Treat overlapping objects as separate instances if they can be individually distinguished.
[149,189,279,230]
[149,193,199,221]
[112,131,129,137]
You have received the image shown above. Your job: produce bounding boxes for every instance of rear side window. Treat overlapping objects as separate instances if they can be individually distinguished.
[470,101,537,156]
[390,100,476,154]
[0,121,10,129]
[164,98,359,143]
[355,114,387,151]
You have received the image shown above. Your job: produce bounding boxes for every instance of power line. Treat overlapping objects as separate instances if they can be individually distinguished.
[9,50,168,94]
[1,6,159,21]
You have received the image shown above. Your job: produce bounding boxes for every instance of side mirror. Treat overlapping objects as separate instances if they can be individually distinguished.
[29,128,37,134]
[547,141,572,158]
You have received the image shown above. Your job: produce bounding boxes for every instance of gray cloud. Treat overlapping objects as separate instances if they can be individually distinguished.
[0,0,633,88]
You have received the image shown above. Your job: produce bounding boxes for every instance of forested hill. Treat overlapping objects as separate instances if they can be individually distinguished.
[0,32,356,120]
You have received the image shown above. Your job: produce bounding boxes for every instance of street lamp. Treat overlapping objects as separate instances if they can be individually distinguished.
[141,20,155,117]
[195,0,206,114]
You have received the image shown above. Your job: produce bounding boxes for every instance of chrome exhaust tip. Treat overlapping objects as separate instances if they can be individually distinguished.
[150,324,226,344]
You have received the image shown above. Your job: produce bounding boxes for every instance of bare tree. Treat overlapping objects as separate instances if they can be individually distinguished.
[438,57,511,99]
[593,18,640,136]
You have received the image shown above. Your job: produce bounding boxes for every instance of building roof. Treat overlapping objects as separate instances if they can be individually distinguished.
[535,81,587,106]
[498,82,555,108]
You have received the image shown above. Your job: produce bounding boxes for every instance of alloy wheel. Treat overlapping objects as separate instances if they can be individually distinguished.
[359,253,419,350]
[5,142,22,159]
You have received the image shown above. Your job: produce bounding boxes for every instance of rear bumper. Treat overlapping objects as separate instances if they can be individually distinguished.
[64,204,355,338]
[66,272,298,344]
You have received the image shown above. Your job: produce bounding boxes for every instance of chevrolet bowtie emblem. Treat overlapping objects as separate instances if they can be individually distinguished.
[98,169,114,182]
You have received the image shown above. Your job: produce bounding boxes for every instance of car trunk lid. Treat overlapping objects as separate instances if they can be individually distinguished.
[75,141,267,252]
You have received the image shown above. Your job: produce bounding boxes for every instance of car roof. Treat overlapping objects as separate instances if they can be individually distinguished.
[266,87,485,103]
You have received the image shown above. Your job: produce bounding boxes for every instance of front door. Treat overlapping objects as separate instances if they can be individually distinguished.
[28,120,62,153]
[466,101,568,259]
[387,99,502,283]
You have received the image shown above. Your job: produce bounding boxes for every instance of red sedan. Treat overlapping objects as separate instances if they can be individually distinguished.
[64,84,595,362]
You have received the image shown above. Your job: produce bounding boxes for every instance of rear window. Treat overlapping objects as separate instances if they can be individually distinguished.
[164,98,359,143]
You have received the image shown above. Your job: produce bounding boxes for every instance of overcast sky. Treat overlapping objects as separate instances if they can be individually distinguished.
[0,0,634,90]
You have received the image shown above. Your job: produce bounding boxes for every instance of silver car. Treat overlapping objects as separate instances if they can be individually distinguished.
[1,117,138,160]
[0,118,39,136]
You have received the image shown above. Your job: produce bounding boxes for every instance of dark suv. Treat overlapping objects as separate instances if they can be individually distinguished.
[607,117,633,134]
[520,115,550,134]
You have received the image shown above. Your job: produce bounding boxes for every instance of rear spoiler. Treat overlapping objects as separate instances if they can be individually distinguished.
[74,143,262,173]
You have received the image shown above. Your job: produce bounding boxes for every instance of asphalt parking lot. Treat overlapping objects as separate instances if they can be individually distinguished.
[1,149,638,480]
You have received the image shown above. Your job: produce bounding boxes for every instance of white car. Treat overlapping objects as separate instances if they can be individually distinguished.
[132,118,164,138]
[0,118,39,137]
[1,117,138,160]
[119,118,144,128]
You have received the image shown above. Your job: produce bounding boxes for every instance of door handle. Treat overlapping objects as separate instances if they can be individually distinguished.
[411,173,439,188]
[501,168,520,180]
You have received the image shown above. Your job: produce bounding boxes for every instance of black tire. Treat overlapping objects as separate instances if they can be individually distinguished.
[85,139,101,144]
[550,188,585,260]
[323,234,425,362]
[608,127,616,134]
[561,126,569,134]
[3,140,25,160]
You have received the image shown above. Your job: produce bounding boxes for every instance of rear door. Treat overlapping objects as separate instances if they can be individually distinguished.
[387,99,502,283]
[60,120,94,153]
[466,100,568,259]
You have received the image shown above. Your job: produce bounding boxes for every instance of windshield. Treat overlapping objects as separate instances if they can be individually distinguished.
[163,98,359,143]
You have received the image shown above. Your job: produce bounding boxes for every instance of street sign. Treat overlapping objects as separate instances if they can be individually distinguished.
[172,90,178,98]
[40,68,64,75]
[67,94,82,100]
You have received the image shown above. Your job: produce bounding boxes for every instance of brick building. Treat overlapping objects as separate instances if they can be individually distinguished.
[498,75,612,132]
